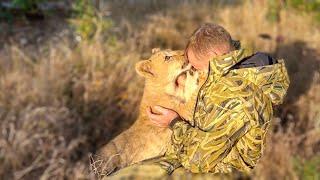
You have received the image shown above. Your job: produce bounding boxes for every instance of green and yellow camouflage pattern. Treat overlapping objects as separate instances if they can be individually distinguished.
[166,49,289,174]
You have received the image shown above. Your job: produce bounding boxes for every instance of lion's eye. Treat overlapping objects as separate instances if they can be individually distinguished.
[165,56,172,62]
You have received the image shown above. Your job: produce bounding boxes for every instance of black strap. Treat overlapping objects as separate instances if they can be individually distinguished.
[231,52,277,69]
[168,117,182,130]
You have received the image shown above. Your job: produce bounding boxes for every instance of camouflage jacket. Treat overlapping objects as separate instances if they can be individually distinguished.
[165,49,290,174]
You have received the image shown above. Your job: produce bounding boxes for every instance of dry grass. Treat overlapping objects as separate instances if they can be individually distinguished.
[0,39,143,179]
[0,0,319,179]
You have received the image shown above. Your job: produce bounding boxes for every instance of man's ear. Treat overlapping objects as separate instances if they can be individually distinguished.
[135,60,154,78]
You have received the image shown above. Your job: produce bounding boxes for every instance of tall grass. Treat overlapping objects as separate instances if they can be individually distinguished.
[0,0,319,179]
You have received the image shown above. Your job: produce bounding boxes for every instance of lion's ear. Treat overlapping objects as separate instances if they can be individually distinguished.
[152,48,160,54]
[135,60,154,78]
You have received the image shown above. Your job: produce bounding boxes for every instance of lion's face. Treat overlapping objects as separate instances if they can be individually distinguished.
[136,49,202,119]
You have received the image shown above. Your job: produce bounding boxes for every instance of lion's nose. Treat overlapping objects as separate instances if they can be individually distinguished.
[182,61,189,69]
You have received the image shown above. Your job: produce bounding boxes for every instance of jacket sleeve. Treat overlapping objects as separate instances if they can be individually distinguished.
[169,109,252,173]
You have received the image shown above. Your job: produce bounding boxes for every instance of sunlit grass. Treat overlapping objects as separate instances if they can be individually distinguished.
[0,0,319,179]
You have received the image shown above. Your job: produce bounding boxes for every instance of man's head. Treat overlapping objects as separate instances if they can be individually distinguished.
[185,23,235,70]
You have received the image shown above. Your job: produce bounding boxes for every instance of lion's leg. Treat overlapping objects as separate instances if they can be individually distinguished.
[91,129,137,177]
[102,162,169,180]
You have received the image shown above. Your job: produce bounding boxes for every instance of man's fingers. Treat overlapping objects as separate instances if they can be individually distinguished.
[146,106,174,128]
[146,107,163,121]
[146,106,152,114]
[154,105,169,115]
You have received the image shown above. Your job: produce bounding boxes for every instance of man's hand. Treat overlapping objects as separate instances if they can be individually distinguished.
[147,106,179,127]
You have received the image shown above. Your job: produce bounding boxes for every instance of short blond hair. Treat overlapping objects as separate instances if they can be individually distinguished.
[186,23,236,59]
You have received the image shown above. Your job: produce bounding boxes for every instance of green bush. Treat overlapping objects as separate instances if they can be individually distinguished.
[287,0,320,23]
[12,0,46,12]
[288,0,320,12]
[294,156,320,180]
[266,0,281,22]
[70,0,114,40]
[0,0,46,22]
[267,0,320,23]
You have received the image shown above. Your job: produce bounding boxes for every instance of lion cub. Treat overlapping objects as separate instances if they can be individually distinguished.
[94,49,203,175]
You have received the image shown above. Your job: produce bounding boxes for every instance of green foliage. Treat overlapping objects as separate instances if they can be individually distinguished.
[266,0,281,22]
[12,0,45,12]
[73,0,95,17]
[0,10,13,23]
[287,0,320,23]
[293,156,320,180]
[267,0,320,23]
[0,0,48,23]
[288,0,320,12]
[70,0,114,40]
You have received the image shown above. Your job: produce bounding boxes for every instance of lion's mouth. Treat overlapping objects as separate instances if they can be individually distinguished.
[175,71,186,88]
[166,63,200,105]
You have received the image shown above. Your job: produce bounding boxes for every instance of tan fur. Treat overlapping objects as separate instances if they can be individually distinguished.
[97,49,206,173]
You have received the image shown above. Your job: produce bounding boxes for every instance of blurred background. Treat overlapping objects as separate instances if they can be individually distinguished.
[0,0,319,179]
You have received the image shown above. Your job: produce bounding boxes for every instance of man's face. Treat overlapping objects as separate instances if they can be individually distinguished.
[186,49,210,70]
[185,47,230,70]
[176,46,232,93]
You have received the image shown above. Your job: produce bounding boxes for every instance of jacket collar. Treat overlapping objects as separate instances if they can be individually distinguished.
[209,48,252,76]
